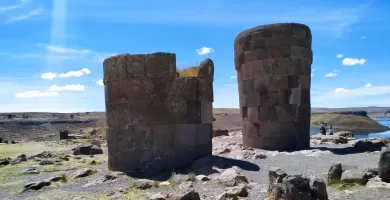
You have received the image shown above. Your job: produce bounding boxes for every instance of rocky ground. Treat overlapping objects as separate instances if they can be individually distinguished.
[1,131,390,200]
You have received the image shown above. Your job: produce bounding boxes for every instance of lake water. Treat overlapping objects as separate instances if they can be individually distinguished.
[309,117,390,139]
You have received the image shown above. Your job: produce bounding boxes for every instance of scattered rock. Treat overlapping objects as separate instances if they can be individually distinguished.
[195,175,210,181]
[91,140,101,147]
[0,158,11,166]
[159,181,170,186]
[327,163,342,183]
[354,138,389,151]
[83,173,118,187]
[267,168,328,200]
[132,179,154,190]
[310,175,328,200]
[168,190,200,200]
[73,168,97,179]
[341,169,369,185]
[21,166,39,174]
[23,181,51,192]
[366,176,390,189]
[39,159,55,165]
[378,149,390,182]
[59,130,69,140]
[150,192,167,200]
[334,131,354,138]
[48,175,63,182]
[254,153,267,159]
[219,168,248,187]
[364,168,379,179]
[27,151,53,159]
[68,134,87,139]
[179,181,194,190]
[11,154,27,165]
[310,134,348,144]
[73,144,103,155]
[215,185,248,200]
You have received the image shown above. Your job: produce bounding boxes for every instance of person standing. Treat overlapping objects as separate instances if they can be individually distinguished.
[329,126,334,135]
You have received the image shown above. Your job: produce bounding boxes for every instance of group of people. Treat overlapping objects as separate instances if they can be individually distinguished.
[319,123,334,135]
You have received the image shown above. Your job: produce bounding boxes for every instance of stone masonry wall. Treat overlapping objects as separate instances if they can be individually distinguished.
[234,23,312,151]
[103,53,214,177]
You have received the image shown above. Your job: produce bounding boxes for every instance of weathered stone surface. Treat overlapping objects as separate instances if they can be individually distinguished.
[219,168,248,187]
[23,181,51,192]
[268,168,328,200]
[132,179,154,190]
[341,169,369,185]
[104,53,214,177]
[73,144,103,155]
[234,23,312,151]
[379,149,390,182]
[327,163,342,183]
[11,154,27,165]
[59,130,69,140]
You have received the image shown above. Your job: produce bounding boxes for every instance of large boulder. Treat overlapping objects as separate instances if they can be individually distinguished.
[310,134,348,144]
[379,149,390,182]
[353,138,389,151]
[73,144,103,155]
[333,131,353,138]
[267,168,328,200]
[341,169,369,185]
[326,163,342,183]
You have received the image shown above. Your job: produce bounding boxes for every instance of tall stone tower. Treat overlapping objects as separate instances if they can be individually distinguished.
[233,23,312,151]
[103,53,214,177]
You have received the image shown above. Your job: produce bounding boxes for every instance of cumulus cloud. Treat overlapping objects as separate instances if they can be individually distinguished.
[336,54,343,58]
[342,58,367,66]
[96,79,104,86]
[324,70,340,78]
[41,68,92,80]
[15,90,59,98]
[230,75,237,79]
[41,72,57,80]
[48,84,85,92]
[196,46,214,55]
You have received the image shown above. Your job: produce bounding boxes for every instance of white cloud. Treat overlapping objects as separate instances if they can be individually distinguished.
[342,58,367,66]
[5,7,44,24]
[48,84,85,92]
[333,88,348,93]
[41,72,57,80]
[96,79,104,86]
[365,83,372,88]
[324,70,340,78]
[0,0,30,12]
[336,54,344,58]
[330,83,390,97]
[230,75,237,79]
[325,72,338,77]
[196,47,214,55]
[46,45,91,54]
[15,90,59,98]
[41,68,92,79]
[80,68,91,74]
[360,36,367,39]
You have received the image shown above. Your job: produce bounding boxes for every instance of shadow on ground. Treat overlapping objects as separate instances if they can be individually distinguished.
[151,155,260,181]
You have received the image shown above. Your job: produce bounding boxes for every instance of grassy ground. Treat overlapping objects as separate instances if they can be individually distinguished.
[0,142,73,159]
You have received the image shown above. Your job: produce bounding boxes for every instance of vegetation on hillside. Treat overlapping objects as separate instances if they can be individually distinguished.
[310,112,390,132]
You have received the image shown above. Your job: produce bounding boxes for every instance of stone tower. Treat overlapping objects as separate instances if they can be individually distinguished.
[103,52,214,177]
[233,23,312,151]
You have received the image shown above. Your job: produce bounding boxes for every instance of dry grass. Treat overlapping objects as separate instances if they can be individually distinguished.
[177,66,199,77]
[0,142,74,159]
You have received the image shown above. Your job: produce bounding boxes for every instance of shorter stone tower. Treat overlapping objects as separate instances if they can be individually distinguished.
[234,23,312,151]
[104,53,214,177]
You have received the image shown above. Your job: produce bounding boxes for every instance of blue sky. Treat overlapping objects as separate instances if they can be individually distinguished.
[1,0,390,112]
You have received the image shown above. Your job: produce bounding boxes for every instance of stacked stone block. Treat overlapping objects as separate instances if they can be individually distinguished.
[234,23,312,151]
[104,53,214,177]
